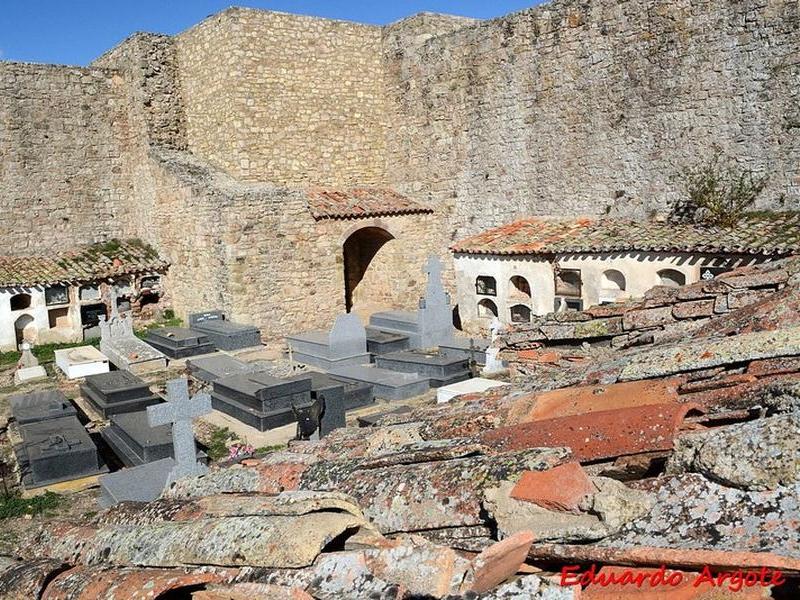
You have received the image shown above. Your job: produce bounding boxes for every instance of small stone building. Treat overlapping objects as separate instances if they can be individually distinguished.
[451,215,800,329]
[0,240,169,351]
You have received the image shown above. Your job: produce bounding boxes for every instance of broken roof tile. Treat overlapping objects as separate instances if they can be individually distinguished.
[481,404,702,462]
[510,463,596,512]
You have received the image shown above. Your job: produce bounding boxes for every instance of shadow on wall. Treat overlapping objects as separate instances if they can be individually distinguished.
[343,226,395,313]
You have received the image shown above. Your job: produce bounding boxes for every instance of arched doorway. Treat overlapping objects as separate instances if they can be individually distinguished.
[342,226,395,313]
[14,314,35,349]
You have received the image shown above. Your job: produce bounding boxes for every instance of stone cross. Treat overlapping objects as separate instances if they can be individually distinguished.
[147,378,211,486]
[423,255,448,308]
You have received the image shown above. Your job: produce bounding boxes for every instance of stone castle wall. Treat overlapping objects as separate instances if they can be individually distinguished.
[384,0,800,240]
[0,62,138,254]
[175,8,387,186]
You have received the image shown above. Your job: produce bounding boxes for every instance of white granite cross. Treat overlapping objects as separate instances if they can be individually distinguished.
[147,378,211,485]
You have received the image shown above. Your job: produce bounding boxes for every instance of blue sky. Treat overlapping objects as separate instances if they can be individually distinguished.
[0,1,540,66]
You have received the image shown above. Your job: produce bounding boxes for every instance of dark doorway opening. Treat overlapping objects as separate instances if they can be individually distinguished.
[342,227,394,313]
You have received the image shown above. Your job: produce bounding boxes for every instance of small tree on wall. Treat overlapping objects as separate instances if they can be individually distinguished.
[672,151,768,228]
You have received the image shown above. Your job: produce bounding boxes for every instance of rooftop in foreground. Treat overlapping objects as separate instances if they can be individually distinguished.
[451,214,800,256]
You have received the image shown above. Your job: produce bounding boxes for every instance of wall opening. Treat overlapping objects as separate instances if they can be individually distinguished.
[555,269,582,297]
[48,307,70,329]
[477,298,498,318]
[10,293,32,311]
[475,276,497,296]
[343,226,395,313]
[658,269,686,288]
[509,276,531,298]
[510,304,532,323]
[14,314,35,349]
[601,269,626,291]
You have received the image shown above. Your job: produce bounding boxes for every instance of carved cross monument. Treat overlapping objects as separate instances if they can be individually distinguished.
[417,255,455,348]
[147,378,211,485]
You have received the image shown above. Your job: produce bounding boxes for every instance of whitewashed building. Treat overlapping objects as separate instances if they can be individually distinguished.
[451,216,800,328]
[0,240,169,351]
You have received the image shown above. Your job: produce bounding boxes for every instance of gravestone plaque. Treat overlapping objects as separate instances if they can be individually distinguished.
[81,370,161,417]
[10,390,77,425]
[144,327,217,359]
[147,378,211,486]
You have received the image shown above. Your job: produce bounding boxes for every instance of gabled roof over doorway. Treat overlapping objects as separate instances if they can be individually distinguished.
[306,187,433,220]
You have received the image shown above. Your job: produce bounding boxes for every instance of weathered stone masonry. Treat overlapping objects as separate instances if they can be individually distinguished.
[0,0,798,342]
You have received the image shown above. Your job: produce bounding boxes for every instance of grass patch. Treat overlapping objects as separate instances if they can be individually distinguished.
[31,339,100,363]
[0,492,62,519]
[205,426,235,462]
[0,351,20,367]
[255,444,286,457]
[134,314,184,339]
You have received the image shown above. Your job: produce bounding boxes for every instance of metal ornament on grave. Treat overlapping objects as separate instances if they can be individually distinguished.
[147,378,211,486]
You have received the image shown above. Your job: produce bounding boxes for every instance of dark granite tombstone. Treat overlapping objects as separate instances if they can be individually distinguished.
[328,365,430,400]
[144,327,216,359]
[186,354,262,383]
[10,390,77,425]
[289,371,374,412]
[211,372,313,431]
[365,327,410,356]
[374,350,471,388]
[81,370,162,417]
[15,416,107,488]
[356,405,413,427]
[101,411,173,467]
[188,311,261,351]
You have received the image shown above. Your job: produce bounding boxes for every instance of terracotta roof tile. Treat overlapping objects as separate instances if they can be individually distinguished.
[307,187,432,220]
[0,239,168,287]
[451,215,800,256]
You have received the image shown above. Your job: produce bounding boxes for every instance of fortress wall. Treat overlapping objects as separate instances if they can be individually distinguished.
[383,0,800,241]
[0,62,138,254]
[175,8,387,186]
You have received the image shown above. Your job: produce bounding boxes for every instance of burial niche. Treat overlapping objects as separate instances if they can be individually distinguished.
[477,298,498,318]
[343,226,395,313]
[509,275,531,298]
[14,314,35,349]
[10,293,31,311]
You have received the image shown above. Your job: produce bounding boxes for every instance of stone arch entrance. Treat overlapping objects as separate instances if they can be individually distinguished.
[342,226,395,313]
[14,314,35,349]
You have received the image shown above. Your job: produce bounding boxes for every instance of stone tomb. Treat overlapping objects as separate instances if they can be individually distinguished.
[438,337,490,365]
[189,311,262,351]
[288,372,374,434]
[365,327,410,356]
[144,327,217,359]
[54,346,110,379]
[374,349,471,387]
[286,313,371,370]
[15,416,107,489]
[81,370,162,417]
[10,390,77,425]
[436,377,510,404]
[186,354,263,383]
[211,371,313,431]
[99,301,166,374]
[101,411,173,467]
[99,378,209,506]
[329,365,429,401]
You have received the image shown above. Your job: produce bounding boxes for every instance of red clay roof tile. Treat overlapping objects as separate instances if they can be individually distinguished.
[307,187,432,220]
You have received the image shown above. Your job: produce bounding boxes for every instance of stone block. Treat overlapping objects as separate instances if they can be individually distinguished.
[727,288,774,310]
[671,299,715,319]
[101,410,175,467]
[436,378,510,404]
[365,327,411,356]
[622,306,675,331]
[145,327,217,359]
[329,365,430,401]
[81,370,162,417]
[374,349,471,387]
[14,366,47,386]
[189,311,262,351]
[98,457,174,507]
[10,390,77,424]
[54,346,109,379]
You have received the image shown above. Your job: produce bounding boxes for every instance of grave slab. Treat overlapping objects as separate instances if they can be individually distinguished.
[287,313,371,370]
[54,346,109,379]
[14,343,47,385]
[189,311,262,351]
[81,370,162,417]
[186,354,262,383]
[101,411,174,467]
[356,405,413,427]
[144,327,217,359]
[436,378,511,404]
[328,365,430,401]
[14,416,107,489]
[99,293,167,374]
[365,327,410,356]
[10,390,77,425]
[211,372,313,432]
[375,349,472,387]
[98,458,174,508]
[287,371,366,436]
